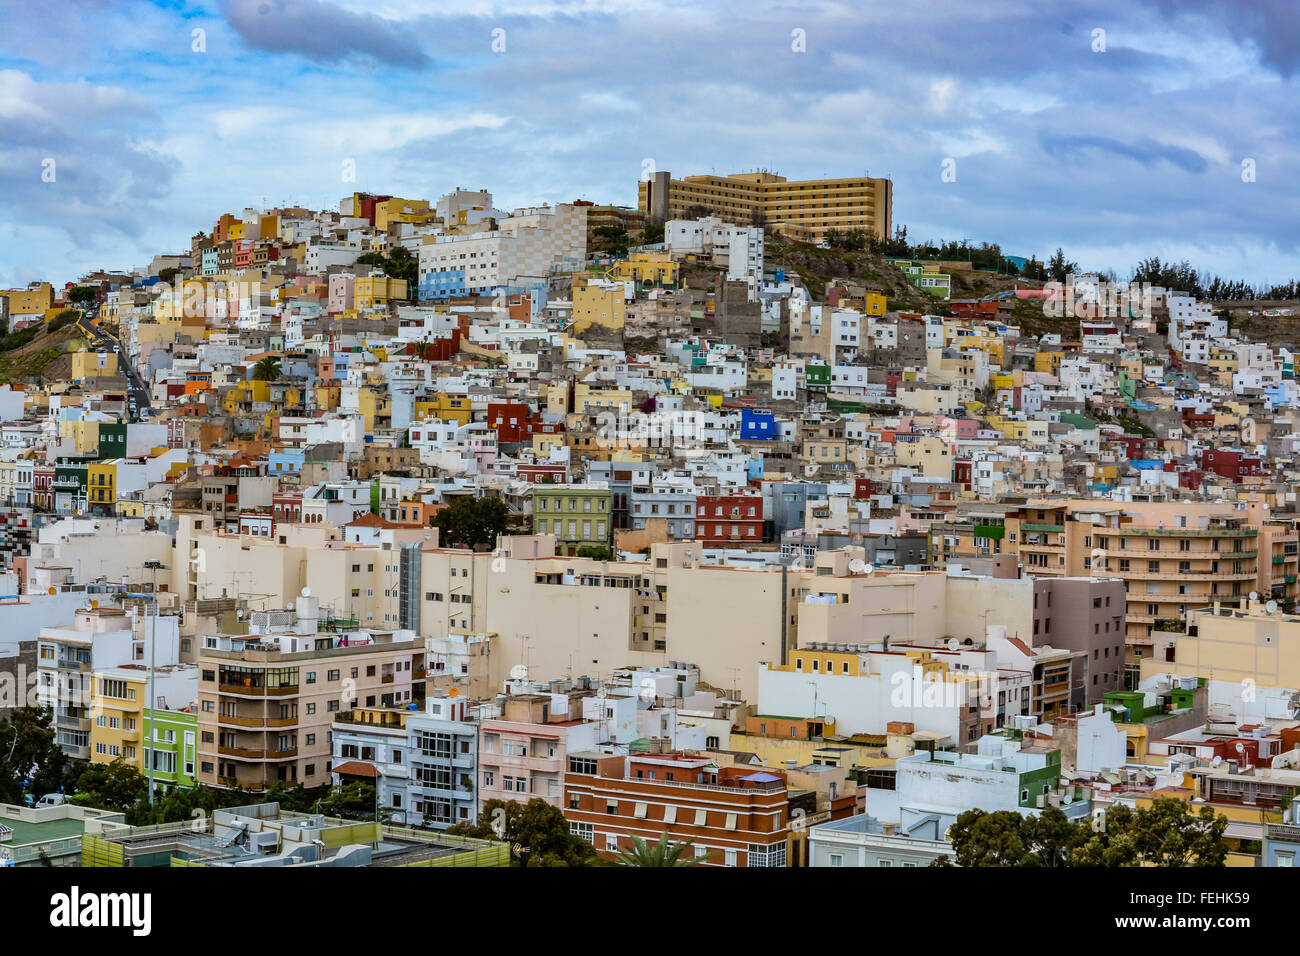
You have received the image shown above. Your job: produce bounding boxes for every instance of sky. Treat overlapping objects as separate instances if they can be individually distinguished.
[0,0,1296,290]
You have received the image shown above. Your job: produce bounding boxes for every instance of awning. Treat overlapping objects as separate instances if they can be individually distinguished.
[332,761,379,779]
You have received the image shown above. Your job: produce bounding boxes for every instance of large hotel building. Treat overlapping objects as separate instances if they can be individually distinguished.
[638,169,892,241]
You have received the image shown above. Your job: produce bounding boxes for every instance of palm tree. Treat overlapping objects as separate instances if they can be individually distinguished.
[615,832,713,867]
[252,356,282,381]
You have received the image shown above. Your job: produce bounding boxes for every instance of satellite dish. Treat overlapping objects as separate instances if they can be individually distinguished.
[301,586,311,598]
[509,664,528,681]
[286,602,295,611]
[1267,600,1278,614]
[595,687,607,699]
[1235,742,1246,755]
[1211,755,1222,767]
[848,559,868,574]
[1250,591,1259,601]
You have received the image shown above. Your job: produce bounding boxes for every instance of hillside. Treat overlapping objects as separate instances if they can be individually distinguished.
[764,235,1076,336]
[0,319,86,384]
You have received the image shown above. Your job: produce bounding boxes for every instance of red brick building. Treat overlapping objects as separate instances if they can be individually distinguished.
[564,753,789,866]
[694,494,763,544]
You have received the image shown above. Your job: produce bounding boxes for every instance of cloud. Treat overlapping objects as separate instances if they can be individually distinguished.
[0,70,178,249]
[1143,0,1300,77]
[1041,135,1210,174]
[219,0,431,68]
[1,0,1297,286]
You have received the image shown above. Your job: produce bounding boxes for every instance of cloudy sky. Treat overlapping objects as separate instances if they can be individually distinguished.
[0,0,1296,289]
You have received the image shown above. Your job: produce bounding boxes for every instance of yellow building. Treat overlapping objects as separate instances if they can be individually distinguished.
[354,275,408,309]
[1,281,55,318]
[71,349,119,381]
[415,393,471,425]
[87,461,117,512]
[639,170,892,241]
[574,382,635,414]
[374,198,436,230]
[89,669,147,770]
[606,252,678,287]
[572,277,626,334]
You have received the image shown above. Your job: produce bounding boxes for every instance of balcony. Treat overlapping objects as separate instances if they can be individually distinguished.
[217,746,298,760]
[217,683,298,697]
[1109,526,1255,538]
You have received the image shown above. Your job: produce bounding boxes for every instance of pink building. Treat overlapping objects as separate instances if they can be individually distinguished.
[477,694,603,809]
[328,274,355,314]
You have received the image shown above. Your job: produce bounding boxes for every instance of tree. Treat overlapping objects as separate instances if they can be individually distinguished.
[252,356,282,381]
[0,706,68,804]
[1047,247,1078,283]
[640,223,665,245]
[940,800,1228,868]
[313,781,391,822]
[408,340,436,361]
[68,286,98,307]
[69,759,148,812]
[1074,799,1228,867]
[125,782,238,827]
[616,832,712,866]
[433,496,509,550]
[448,798,601,867]
[575,545,613,561]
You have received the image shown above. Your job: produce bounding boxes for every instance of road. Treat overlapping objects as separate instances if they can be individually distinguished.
[76,312,153,417]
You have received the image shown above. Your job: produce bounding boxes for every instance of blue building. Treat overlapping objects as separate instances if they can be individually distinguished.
[740,408,778,441]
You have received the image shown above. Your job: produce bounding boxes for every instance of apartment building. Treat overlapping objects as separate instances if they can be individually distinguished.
[478,692,603,809]
[89,664,196,779]
[331,694,480,829]
[694,492,764,545]
[639,170,892,241]
[195,593,428,791]
[929,498,1298,682]
[564,752,790,866]
[1142,597,1300,723]
[530,484,612,555]
[37,604,179,760]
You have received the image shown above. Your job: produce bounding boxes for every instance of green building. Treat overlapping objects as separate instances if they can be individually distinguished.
[143,709,198,790]
[532,484,612,556]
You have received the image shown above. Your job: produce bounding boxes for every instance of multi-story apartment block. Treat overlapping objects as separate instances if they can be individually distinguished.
[331,694,479,829]
[530,484,612,555]
[478,692,604,809]
[195,593,428,791]
[564,752,790,866]
[929,498,1298,683]
[694,492,764,545]
[640,170,892,242]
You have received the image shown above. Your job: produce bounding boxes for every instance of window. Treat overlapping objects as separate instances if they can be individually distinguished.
[829,853,844,867]
[569,822,593,843]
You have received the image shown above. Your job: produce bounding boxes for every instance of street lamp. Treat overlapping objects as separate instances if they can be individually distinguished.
[142,560,168,806]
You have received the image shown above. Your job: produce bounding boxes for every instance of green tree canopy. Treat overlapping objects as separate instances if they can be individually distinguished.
[69,759,148,812]
[433,495,509,550]
[252,356,282,381]
[938,799,1228,867]
[448,798,601,867]
[0,706,68,804]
